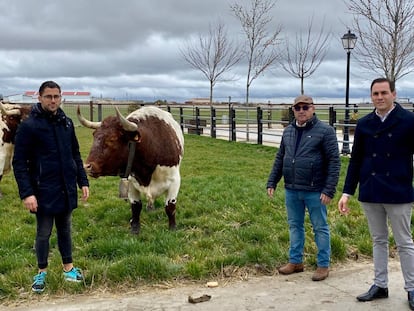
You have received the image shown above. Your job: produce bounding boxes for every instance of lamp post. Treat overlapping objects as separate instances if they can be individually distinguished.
[341,30,357,155]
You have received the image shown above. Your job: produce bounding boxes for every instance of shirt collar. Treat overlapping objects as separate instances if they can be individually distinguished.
[375,104,395,122]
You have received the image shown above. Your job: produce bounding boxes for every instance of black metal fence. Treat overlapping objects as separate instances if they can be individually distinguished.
[14,100,414,154]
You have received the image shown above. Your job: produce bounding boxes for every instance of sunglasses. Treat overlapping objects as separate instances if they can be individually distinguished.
[293,105,311,111]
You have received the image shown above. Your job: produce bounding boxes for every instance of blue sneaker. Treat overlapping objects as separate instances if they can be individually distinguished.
[32,271,47,293]
[63,267,83,282]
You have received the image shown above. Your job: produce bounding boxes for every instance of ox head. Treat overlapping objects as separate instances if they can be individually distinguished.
[77,106,141,178]
[0,102,32,144]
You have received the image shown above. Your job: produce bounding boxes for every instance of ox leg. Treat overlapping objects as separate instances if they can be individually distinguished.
[130,200,142,235]
[165,199,177,230]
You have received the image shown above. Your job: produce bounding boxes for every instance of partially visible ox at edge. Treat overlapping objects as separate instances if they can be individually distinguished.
[0,102,32,198]
[77,105,184,234]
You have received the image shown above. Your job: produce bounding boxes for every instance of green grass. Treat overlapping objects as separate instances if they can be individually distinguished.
[0,129,372,302]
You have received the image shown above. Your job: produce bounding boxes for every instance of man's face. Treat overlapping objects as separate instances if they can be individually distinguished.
[371,81,396,114]
[38,87,61,114]
[293,103,314,125]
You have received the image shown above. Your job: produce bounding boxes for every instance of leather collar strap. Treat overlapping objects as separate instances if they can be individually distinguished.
[123,141,136,178]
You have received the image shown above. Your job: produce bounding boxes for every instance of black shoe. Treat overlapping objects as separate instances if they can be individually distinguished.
[408,291,414,310]
[357,284,388,302]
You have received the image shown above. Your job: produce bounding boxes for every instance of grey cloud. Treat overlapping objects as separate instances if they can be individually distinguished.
[0,0,402,103]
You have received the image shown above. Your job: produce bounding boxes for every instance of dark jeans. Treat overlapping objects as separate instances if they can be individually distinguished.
[35,211,73,269]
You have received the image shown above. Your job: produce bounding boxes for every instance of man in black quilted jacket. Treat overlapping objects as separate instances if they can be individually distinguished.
[267,95,340,281]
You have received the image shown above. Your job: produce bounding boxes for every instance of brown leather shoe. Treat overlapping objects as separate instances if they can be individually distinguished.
[278,263,304,275]
[312,267,329,281]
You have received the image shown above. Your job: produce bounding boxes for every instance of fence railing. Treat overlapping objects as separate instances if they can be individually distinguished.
[163,104,364,153]
[11,100,414,154]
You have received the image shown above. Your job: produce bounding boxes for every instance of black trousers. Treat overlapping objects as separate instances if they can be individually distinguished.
[35,211,73,270]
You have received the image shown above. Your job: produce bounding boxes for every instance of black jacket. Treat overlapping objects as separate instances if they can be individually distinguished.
[267,115,340,198]
[12,103,89,215]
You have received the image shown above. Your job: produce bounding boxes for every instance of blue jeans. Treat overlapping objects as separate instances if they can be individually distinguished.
[285,189,330,267]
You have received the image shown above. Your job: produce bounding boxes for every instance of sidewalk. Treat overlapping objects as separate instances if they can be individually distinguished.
[208,125,354,151]
[4,258,410,311]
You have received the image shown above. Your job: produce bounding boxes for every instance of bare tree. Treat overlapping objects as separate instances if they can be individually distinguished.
[230,0,282,104]
[347,0,414,82]
[280,17,331,95]
[180,21,243,104]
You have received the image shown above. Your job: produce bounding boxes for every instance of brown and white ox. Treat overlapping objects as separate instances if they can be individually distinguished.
[77,105,184,234]
[0,102,32,198]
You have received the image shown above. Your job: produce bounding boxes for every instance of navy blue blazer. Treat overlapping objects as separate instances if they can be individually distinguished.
[343,103,414,203]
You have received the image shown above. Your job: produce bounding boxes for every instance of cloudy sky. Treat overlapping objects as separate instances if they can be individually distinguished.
[1,0,413,104]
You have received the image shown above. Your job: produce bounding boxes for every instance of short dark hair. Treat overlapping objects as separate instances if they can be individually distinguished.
[39,81,61,95]
[370,78,395,92]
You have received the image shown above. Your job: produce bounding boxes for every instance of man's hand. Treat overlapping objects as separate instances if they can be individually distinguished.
[23,195,38,213]
[320,193,332,205]
[81,186,89,202]
[338,194,350,215]
[267,187,275,198]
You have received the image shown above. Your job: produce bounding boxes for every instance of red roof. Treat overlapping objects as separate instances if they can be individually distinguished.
[24,91,90,96]
[62,91,90,96]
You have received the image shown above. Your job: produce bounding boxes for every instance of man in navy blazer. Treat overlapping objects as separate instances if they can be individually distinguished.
[338,77,414,310]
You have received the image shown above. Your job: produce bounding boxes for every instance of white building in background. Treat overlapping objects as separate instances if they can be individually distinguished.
[5,91,91,103]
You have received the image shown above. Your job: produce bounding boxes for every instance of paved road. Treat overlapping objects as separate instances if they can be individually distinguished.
[199,124,354,151]
[4,258,411,311]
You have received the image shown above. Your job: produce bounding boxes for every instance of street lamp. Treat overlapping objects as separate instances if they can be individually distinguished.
[341,30,357,155]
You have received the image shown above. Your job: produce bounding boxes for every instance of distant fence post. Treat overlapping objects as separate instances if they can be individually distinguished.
[353,104,358,114]
[195,107,201,135]
[329,106,336,127]
[97,103,103,122]
[179,107,184,132]
[267,103,272,129]
[230,107,236,142]
[89,100,94,121]
[211,106,216,138]
[257,107,263,145]
[288,107,294,123]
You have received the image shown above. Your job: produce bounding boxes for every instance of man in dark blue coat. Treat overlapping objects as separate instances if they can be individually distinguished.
[338,77,414,310]
[267,95,340,282]
[13,81,89,293]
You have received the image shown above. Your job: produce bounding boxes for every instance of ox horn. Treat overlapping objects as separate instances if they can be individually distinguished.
[115,107,138,132]
[76,105,101,129]
[0,101,21,116]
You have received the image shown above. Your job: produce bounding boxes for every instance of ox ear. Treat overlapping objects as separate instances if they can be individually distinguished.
[133,133,142,143]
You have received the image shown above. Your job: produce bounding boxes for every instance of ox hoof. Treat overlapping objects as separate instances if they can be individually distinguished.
[169,224,177,231]
[130,221,140,235]
[130,226,140,235]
